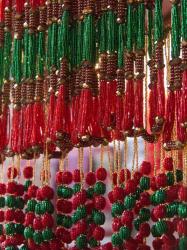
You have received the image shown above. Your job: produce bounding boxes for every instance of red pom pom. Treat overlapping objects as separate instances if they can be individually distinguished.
[73,169,81,183]
[14,210,25,224]
[94,195,106,210]
[60,228,71,244]
[96,167,107,181]
[42,213,54,228]
[93,226,105,241]
[0,183,6,195]
[102,242,113,250]
[50,239,62,250]
[150,177,157,191]
[0,235,5,243]
[152,238,163,250]
[139,223,150,237]
[133,171,142,185]
[70,227,79,240]
[112,186,124,201]
[140,161,151,175]
[72,190,87,209]
[28,239,39,250]
[61,171,73,185]
[23,166,33,179]
[86,172,96,186]
[5,209,15,221]
[140,192,150,206]
[162,234,176,247]
[87,223,96,239]
[163,157,173,171]
[56,199,72,214]
[125,179,137,195]
[177,219,187,236]
[75,220,87,235]
[86,201,94,215]
[108,191,114,204]
[134,201,142,215]
[7,167,18,179]
[135,232,144,244]
[167,185,178,202]
[156,173,167,188]
[153,205,166,220]
[119,169,131,183]
[166,221,175,235]
[124,238,138,250]
[36,188,43,201]
[41,185,54,200]
[33,217,43,230]
[28,185,38,198]
[16,184,24,196]
[6,182,17,194]
[0,211,4,222]
[178,186,187,202]
[24,212,35,226]
[121,210,134,225]
[138,245,150,250]
[40,242,49,250]
[56,172,63,185]
[112,217,122,232]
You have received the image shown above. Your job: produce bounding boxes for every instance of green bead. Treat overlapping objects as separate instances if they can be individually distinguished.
[15,223,24,234]
[73,183,81,194]
[112,202,124,217]
[155,220,168,235]
[139,208,151,221]
[89,237,98,247]
[166,172,174,186]
[93,211,105,225]
[94,182,106,195]
[179,236,187,250]
[76,234,87,249]
[20,245,29,250]
[166,203,178,218]
[151,193,156,205]
[35,202,44,215]
[134,187,143,200]
[5,195,16,208]
[27,199,37,212]
[124,195,136,210]
[176,169,183,182]
[87,187,94,199]
[178,203,187,218]
[0,224,3,235]
[134,217,143,231]
[76,205,87,220]
[0,197,5,208]
[72,212,79,224]
[42,228,53,241]
[155,189,166,204]
[5,223,15,235]
[16,197,25,209]
[139,176,150,190]
[33,231,43,244]
[62,215,72,228]
[119,226,131,240]
[42,200,54,214]
[24,180,32,191]
[24,227,34,239]
[56,214,64,225]
[5,247,16,250]
[151,224,161,237]
[111,233,123,246]
[57,185,73,199]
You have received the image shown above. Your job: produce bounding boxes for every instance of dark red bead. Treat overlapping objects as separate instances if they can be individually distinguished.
[61,171,73,185]
[139,222,150,237]
[178,186,187,202]
[14,210,25,223]
[0,183,6,195]
[119,169,131,183]
[7,182,17,194]
[23,166,33,179]
[140,192,150,206]
[24,212,35,226]
[56,199,72,214]
[153,205,166,220]
[5,209,15,221]
[121,210,134,225]
[93,226,105,241]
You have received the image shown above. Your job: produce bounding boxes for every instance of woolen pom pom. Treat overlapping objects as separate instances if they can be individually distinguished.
[121,210,134,225]
[112,217,122,232]
[112,186,124,201]
[73,169,81,183]
[96,167,107,181]
[119,169,131,183]
[86,172,96,186]
[42,213,54,228]
[140,161,151,175]
[5,209,15,221]
[7,182,17,194]
[178,186,187,202]
[33,217,43,230]
[156,173,167,188]
[27,185,38,198]
[93,226,105,241]
[125,179,137,195]
[56,199,72,214]
[41,185,54,200]
[14,210,25,224]
[7,167,18,179]
[0,183,6,195]
[163,157,173,171]
[23,166,33,179]
[94,195,106,210]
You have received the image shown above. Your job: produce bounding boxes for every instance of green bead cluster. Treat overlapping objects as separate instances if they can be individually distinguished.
[94,181,106,195]
[140,176,150,190]
[112,201,124,217]
[57,185,73,199]
[124,195,136,210]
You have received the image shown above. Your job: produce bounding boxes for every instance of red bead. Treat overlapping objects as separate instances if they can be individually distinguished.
[93,226,105,241]
[24,212,35,226]
[49,239,62,250]
[86,172,96,186]
[177,220,187,236]
[152,238,163,250]
[61,228,71,244]
[0,210,4,222]
[135,232,144,244]
[72,190,87,209]
[108,191,114,204]
[112,217,122,232]
[112,186,124,201]
[102,242,113,250]
[153,205,166,220]
[56,172,63,185]
[124,238,138,250]
[162,234,177,247]
[0,235,5,243]
[150,177,157,191]
[61,171,73,185]
[94,195,106,210]
[16,184,24,196]
[73,169,81,183]
[70,227,79,240]
[28,239,39,250]
[0,183,6,195]
[151,209,157,222]
[166,221,175,235]
[140,192,150,206]
[41,185,54,200]
[96,167,107,181]
[121,210,134,225]
[87,223,96,239]
[28,185,38,198]
[40,242,49,250]
[133,171,142,185]
[36,188,43,201]
[42,213,54,228]
[125,179,137,195]
[76,219,87,234]
[134,201,142,215]
[119,169,131,183]
[5,209,15,221]
[7,182,17,194]
[163,157,173,171]
[14,210,25,224]
[56,199,72,214]
[7,167,18,179]
[140,161,151,175]
[156,173,167,188]
[178,186,187,202]
[23,166,33,179]
[139,223,150,237]
[86,201,94,214]
[166,185,178,202]
[33,217,43,230]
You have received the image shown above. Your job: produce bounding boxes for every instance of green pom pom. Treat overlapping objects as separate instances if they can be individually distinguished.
[119,226,131,240]
[134,187,143,200]
[87,187,94,199]
[179,236,187,250]
[134,217,143,231]
[93,211,105,225]
[42,228,53,241]
[5,247,16,250]
[0,224,3,235]
[27,199,37,212]
[33,231,43,244]
[24,180,32,191]
[57,185,73,199]
[150,193,156,205]
[35,202,44,215]
[62,215,72,228]
[178,203,187,218]
[166,172,174,186]
[94,182,106,195]
[42,200,54,214]
[5,223,15,235]
[20,245,29,250]
[124,195,136,210]
[155,189,166,204]
[76,205,87,220]
[56,214,64,225]
[176,169,183,182]
[151,224,161,237]
[76,234,87,249]
[112,202,124,217]
[89,237,98,247]
[166,202,178,218]
[111,233,123,246]
[155,220,168,235]
[16,197,25,209]
[5,195,16,208]
[0,197,5,208]
[15,223,24,234]
[24,227,34,239]
[73,183,81,194]
[139,208,151,221]
[140,176,150,190]
[72,212,79,224]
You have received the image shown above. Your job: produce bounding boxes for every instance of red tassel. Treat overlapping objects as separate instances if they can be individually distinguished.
[15,0,24,13]
[99,80,107,126]
[30,0,39,9]
[1,105,9,151]
[11,109,21,153]
[149,85,157,129]
[134,79,143,129]
[71,95,80,144]
[90,96,101,138]
[23,103,34,150]
[0,0,5,22]
[46,92,56,141]
[157,69,165,118]
[176,90,186,143]
[181,70,187,125]
[116,95,123,132]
